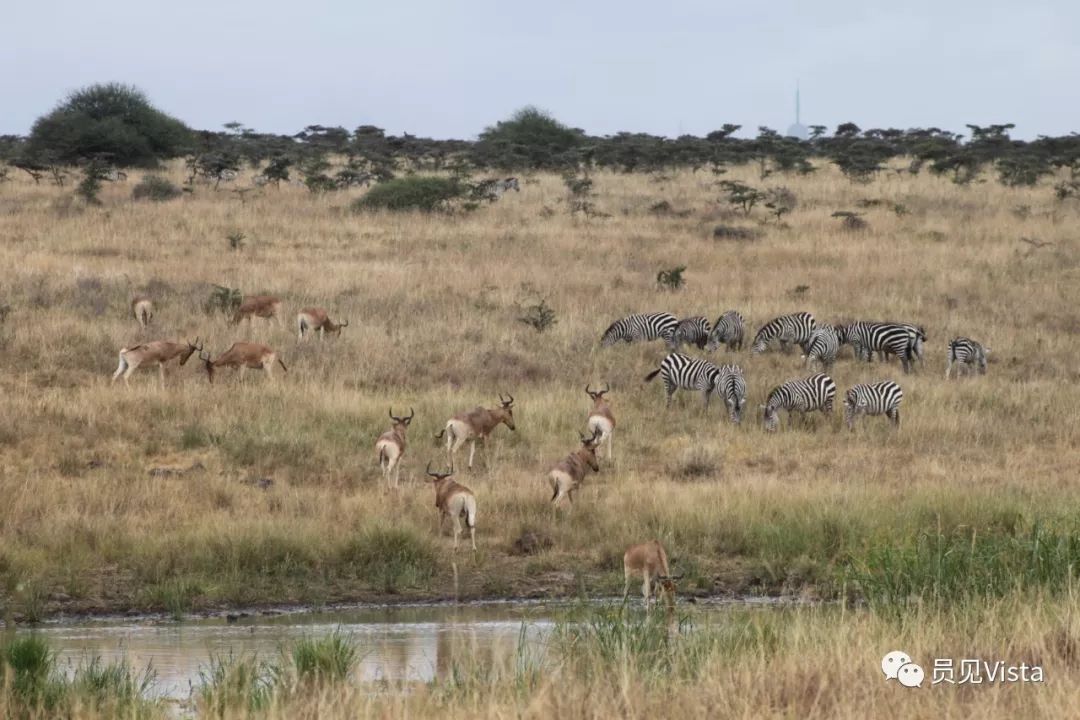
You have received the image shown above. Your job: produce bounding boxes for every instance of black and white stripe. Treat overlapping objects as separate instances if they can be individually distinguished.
[945,337,988,378]
[644,353,721,408]
[705,310,745,352]
[713,364,747,424]
[844,381,903,429]
[601,313,678,347]
[670,316,711,351]
[803,325,841,371]
[751,312,816,355]
[837,321,917,373]
[762,373,836,431]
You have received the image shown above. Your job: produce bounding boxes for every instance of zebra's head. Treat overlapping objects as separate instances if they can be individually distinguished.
[978,346,990,373]
[750,334,768,355]
[761,404,779,432]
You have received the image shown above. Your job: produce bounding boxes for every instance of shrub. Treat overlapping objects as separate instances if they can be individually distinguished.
[286,631,360,684]
[656,266,686,291]
[75,158,109,205]
[337,527,437,593]
[518,300,557,333]
[352,176,464,212]
[132,175,182,202]
[205,285,242,317]
[712,225,759,241]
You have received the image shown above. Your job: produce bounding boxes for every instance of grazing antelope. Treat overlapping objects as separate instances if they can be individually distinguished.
[585,384,615,459]
[548,429,602,510]
[199,343,287,383]
[296,307,349,341]
[435,394,516,469]
[375,407,414,488]
[112,337,202,387]
[623,540,681,610]
[232,295,284,330]
[131,296,154,327]
[426,462,477,551]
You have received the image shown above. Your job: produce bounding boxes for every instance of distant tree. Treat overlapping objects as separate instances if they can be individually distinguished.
[261,156,292,187]
[75,158,110,205]
[474,106,584,170]
[26,83,191,167]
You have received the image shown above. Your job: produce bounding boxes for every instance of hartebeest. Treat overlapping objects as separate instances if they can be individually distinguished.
[232,295,284,330]
[426,462,477,551]
[435,393,516,469]
[548,428,602,510]
[297,307,349,341]
[131,296,154,327]
[585,384,615,459]
[112,337,202,387]
[199,343,287,383]
[375,407,414,488]
[623,540,681,610]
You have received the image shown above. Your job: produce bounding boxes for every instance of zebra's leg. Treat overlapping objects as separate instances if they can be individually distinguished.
[889,408,901,429]
[945,356,953,379]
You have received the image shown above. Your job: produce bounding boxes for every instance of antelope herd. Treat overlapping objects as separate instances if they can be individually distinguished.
[108,290,991,612]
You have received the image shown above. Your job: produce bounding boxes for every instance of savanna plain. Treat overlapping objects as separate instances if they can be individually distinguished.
[1,162,1079,718]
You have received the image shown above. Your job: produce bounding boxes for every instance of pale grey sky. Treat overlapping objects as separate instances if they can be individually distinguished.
[3,0,1076,139]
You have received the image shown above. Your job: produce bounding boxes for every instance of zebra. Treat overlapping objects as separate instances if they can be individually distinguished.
[713,364,747,423]
[751,312,816,355]
[844,381,903,430]
[704,310,745,352]
[761,373,837,432]
[670,316,711,350]
[870,322,926,367]
[837,321,917,373]
[475,177,520,201]
[103,169,128,182]
[945,337,989,379]
[644,353,722,409]
[802,325,841,371]
[601,313,677,347]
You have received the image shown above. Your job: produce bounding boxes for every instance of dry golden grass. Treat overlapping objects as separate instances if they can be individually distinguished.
[0,162,1078,622]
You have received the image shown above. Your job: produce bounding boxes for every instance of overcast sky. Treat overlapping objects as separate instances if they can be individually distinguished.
[3,0,1076,140]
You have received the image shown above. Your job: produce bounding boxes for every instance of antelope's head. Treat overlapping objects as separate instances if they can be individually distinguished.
[425,461,454,485]
[497,393,516,431]
[328,319,349,337]
[585,384,610,404]
[389,407,414,433]
[180,337,204,366]
[656,573,683,597]
[579,428,602,471]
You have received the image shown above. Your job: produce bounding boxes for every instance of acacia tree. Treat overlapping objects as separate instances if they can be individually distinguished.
[473,107,584,171]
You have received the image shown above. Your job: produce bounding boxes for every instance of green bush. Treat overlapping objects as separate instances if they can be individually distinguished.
[337,527,438,592]
[132,175,182,202]
[352,176,464,212]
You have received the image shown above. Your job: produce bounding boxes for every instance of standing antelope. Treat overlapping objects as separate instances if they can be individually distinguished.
[623,540,680,610]
[112,338,202,387]
[131,296,154,327]
[426,462,477,551]
[548,429,602,510]
[297,307,349,341]
[199,343,287,383]
[436,394,516,469]
[232,295,284,330]
[375,408,413,488]
[585,384,616,459]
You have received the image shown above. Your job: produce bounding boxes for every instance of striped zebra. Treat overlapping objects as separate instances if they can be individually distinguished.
[844,381,903,430]
[644,353,722,409]
[705,310,745,352]
[871,323,926,367]
[751,312,816,355]
[714,364,747,424]
[103,169,128,182]
[670,316,711,350]
[802,325,840,371]
[837,321,917,373]
[761,373,837,432]
[601,312,677,347]
[945,337,989,379]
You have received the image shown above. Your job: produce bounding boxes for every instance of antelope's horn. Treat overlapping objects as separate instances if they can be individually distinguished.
[340,320,349,327]
[389,407,397,421]
[407,407,415,420]
[585,384,593,396]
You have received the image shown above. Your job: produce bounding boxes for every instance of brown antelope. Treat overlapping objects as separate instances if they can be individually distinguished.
[426,462,477,551]
[548,428,602,510]
[585,384,615,459]
[112,338,202,387]
[623,540,681,610]
[199,342,287,383]
[435,393,516,469]
[297,307,349,341]
[131,296,154,327]
[375,407,414,488]
[232,295,284,330]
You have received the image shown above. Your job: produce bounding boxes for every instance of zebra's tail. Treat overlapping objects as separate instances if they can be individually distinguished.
[644,368,662,383]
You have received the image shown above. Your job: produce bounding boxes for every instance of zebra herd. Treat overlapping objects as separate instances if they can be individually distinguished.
[601,311,989,432]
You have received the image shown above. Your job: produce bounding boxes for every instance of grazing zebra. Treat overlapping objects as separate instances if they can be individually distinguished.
[751,312,816,355]
[870,323,926,367]
[713,364,747,423]
[802,325,841,371]
[644,353,722,409]
[705,310,745,352]
[837,321,917,373]
[103,169,128,182]
[945,337,989,379]
[844,381,903,430]
[601,312,678,347]
[670,316,711,350]
[476,177,520,201]
[761,373,837,432]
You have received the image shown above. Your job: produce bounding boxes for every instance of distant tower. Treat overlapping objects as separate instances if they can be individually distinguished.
[786,82,809,140]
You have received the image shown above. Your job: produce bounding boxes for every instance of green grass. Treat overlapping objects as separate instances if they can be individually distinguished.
[336,527,439,593]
